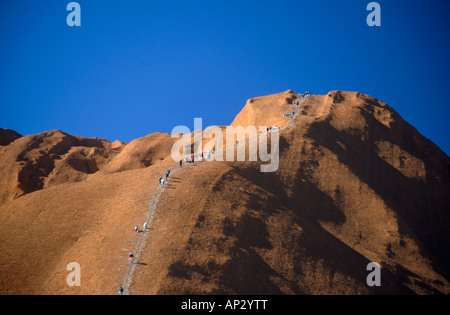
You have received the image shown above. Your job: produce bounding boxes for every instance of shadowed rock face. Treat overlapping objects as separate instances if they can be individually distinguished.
[0,90,449,295]
[0,130,180,206]
[0,130,122,205]
[0,128,22,146]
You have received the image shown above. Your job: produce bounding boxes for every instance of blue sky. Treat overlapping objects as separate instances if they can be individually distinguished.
[1,0,449,154]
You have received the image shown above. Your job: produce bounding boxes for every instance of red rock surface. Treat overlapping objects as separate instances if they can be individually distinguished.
[0,90,449,295]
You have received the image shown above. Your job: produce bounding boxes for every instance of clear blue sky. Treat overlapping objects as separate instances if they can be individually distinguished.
[1,0,449,154]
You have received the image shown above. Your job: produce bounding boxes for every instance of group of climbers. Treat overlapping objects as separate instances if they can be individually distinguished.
[120,90,312,295]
